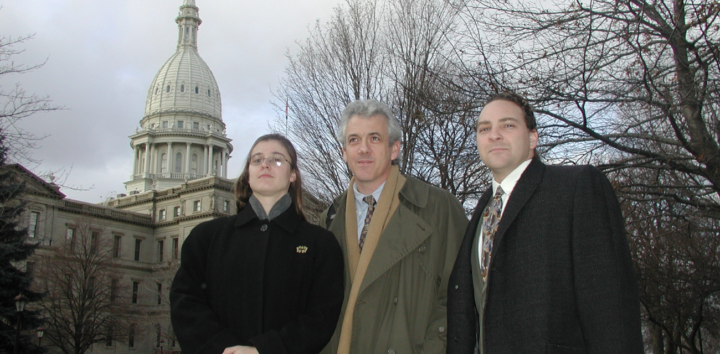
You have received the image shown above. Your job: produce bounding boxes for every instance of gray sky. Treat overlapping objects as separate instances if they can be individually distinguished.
[0,0,339,203]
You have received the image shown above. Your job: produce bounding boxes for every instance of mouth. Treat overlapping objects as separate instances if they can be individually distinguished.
[259,173,273,178]
[357,159,374,165]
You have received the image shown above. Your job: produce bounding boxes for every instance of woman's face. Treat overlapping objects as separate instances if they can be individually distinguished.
[248,140,296,199]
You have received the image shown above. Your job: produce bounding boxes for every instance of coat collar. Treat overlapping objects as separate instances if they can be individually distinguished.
[490,157,545,260]
[332,175,430,212]
[234,202,301,233]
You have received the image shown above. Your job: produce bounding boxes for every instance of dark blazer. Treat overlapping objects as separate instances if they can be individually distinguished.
[447,159,643,353]
[170,204,344,354]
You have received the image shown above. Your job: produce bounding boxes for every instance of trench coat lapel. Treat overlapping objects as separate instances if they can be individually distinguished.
[360,204,432,293]
[490,159,545,265]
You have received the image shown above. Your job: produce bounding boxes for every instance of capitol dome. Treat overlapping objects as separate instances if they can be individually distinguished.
[143,0,222,122]
[126,0,232,194]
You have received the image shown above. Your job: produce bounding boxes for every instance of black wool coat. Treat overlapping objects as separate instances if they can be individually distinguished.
[170,204,344,354]
[447,159,643,354]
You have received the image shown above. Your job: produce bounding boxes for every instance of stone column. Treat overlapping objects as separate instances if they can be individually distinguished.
[221,149,227,177]
[167,142,173,175]
[208,145,215,176]
[144,143,151,175]
[149,144,156,174]
[186,143,191,176]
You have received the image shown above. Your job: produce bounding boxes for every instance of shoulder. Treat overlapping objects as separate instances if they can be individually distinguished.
[402,176,463,209]
[185,214,237,244]
[543,164,606,183]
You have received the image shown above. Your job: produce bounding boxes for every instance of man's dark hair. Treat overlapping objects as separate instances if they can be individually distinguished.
[485,91,537,131]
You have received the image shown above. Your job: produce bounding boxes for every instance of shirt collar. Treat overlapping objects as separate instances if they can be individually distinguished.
[492,159,532,196]
[235,199,300,233]
[353,180,385,204]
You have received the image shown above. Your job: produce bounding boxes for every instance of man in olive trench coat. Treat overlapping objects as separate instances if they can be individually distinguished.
[320,99,468,353]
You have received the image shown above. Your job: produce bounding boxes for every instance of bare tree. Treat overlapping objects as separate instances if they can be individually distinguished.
[0,33,60,166]
[35,217,131,354]
[275,0,485,205]
[453,0,720,214]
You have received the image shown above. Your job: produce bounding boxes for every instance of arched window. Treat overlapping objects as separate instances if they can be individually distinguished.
[161,153,167,173]
[155,87,158,95]
[195,86,199,94]
[191,154,198,174]
[175,153,182,173]
[207,89,211,97]
[180,84,185,92]
[166,85,170,93]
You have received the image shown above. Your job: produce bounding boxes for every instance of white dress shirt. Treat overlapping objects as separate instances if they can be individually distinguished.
[477,159,532,264]
[353,181,385,242]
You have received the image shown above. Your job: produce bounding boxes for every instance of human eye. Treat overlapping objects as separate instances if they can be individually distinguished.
[348,137,358,144]
[371,135,381,142]
[270,156,284,165]
[477,126,489,133]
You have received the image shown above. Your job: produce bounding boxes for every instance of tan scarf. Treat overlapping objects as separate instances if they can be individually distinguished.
[337,165,406,354]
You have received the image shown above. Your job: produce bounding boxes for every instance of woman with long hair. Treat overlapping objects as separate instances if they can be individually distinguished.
[170,134,344,354]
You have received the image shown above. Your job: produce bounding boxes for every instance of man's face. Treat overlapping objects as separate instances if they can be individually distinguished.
[342,114,400,194]
[476,99,538,182]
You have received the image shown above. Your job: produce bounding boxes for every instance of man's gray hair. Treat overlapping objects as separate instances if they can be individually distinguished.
[337,99,402,147]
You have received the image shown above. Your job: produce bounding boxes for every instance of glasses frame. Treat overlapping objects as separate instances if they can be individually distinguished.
[249,154,293,168]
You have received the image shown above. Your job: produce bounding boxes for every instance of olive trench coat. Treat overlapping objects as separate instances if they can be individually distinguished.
[320,176,468,354]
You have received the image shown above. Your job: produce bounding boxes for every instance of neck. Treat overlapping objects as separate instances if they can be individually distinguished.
[254,194,284,215]
[355,176,389,195]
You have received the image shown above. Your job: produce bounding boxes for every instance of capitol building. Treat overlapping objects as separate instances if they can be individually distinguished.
[12,1,238,353]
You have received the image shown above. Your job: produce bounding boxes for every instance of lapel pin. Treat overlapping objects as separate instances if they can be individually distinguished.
[296,246,308,254]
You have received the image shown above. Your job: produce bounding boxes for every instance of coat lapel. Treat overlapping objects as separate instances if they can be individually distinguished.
[490,159,545,266]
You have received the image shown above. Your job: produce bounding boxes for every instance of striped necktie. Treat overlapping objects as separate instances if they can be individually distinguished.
[358,195,376,252]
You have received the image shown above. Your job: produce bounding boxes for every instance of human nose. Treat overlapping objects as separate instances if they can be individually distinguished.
[358,139,370,154]
[259,158,272,168]
[488,127,502,141]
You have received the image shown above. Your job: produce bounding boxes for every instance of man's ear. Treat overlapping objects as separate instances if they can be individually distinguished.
[391,141,401,160]
[529,130,538,149]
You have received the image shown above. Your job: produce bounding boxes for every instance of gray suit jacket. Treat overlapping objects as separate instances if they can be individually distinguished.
[447,158,643,353]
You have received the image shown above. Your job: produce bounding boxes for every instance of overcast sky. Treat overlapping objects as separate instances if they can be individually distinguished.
[0,0,340,203]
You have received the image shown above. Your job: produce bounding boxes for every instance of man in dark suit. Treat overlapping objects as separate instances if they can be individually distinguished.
[447,92,644,353]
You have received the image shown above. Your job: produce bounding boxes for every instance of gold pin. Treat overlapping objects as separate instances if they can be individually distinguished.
[296,245,308,254]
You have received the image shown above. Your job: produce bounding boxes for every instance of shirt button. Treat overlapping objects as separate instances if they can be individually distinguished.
[438,326,445,333]
[260,224,268,231]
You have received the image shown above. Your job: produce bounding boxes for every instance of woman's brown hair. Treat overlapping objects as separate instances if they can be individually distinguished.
[234,134,306,221]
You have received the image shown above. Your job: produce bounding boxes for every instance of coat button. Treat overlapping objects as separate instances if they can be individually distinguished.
[393,297,398,304]
[260,224,268,231]
[455,285,459,289]
[388,349,395,354]
[438,326,445,333]
[418,245,427,253]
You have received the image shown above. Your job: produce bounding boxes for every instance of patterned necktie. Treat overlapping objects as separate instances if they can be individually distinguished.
[480,186,504,280]
[358,195,376,252]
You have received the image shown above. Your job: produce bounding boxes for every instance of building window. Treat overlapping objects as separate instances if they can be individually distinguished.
[159,209,166,221]
[180,84,184,93]
[28,211,39,237]
[166,85,170,93]
[207,89,211,97]
[175,152,182,173]
[113,235,122,258]
[155,87,159,95]
[128,324,136,347]
[90,231,99,255]
[193,122,199,130]
[173,206,181,218]
[195,86,198,94]
[88,276,96,299]
[157,283,163,305]
[191,154,198,174]
[193,200,201,212]
[177,120,184,129]
[105,322,114,346]
[134,239,142,261]
[156,323,162,347]
[223,200,229,212]
[66,227,75,251]
[161,153,167,173]
[132,281,139,304]
[162,121,168,129]
[157,240,164,263]
[110,279,118,302]
[172,238,179,260]
[25,261,34,277]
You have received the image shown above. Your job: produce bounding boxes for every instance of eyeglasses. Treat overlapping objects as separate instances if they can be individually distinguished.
[249,154,292,167]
